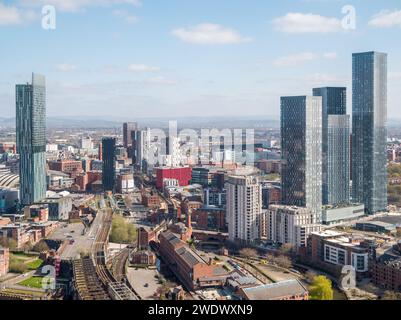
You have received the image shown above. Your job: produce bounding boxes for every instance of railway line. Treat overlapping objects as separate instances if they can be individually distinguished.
[73,207,139,300]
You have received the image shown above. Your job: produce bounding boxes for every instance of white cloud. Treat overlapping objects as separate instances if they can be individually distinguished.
[273,52,318,67]
[272,12,343,33]
[113,9,138,24]
[128,64,160,72]
[56,64,77,72]
[18,0,142,12]
[369,10,401,28]
[146,76,176,85]
[323,52,338,59]
[274,52,338,67]
[0,3,36,25]
[172,23,252,45]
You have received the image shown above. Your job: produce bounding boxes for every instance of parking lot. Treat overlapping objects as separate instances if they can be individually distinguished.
[126,267,160,300]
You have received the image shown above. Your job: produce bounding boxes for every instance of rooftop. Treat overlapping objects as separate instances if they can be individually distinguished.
[241,279,308,300]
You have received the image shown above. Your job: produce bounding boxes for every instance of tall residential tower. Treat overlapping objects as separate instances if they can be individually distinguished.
[281,96,323,223]
[16,73,47,205]
[352,51,388,214]
[313,87,348,205]
[102,137,116,192]
[226,175,262,242]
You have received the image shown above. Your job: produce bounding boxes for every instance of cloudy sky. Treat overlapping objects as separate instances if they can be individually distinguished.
[0,0,400,120]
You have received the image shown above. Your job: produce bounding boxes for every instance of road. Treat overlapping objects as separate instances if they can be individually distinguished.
[49,210,107,260]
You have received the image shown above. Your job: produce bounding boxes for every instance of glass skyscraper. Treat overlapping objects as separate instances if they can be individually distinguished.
[102,137,116,192]
[16,73,47,206]
[313,87,348,205]
[327,115,350,205]
[281,96,323,223]
[352,51,388,214]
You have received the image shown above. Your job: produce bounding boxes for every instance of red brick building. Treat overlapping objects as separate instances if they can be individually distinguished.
[48,160,83,174]
[156,167,192,189]
[131,250,156,266]
[192,207,226,231]
[0,247,9,276]
[158,230,228,290]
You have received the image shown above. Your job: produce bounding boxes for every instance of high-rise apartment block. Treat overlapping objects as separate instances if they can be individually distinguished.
[123,122,138,148]
[281,96,323,223]
[226,175,262,242]
[313,87,348,205]
[16,73,47,205]
[352,52,388,214]
[102,137,116,192]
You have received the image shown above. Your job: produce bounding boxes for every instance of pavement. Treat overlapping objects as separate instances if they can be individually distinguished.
[126,267,160,300]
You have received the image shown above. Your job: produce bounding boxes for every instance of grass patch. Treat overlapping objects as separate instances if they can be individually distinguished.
[18,276,44,289]
[26,259,44,270]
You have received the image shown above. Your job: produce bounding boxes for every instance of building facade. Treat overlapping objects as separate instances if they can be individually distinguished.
[265,205,322,248]
[123,122,138,148]
[16,73,47,205]
[327,115,351,205]
[281,96,323,223]
[102,137,116,192]
[313,87,347,205]
[226,175,262,242]
[352,51,388,214]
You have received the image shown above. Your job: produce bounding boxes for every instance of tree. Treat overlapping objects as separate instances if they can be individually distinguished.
[109,215,137,244]
[239,248,258,260]
[305,271,318,284]
[280,243,295,256]
[33,240,50,253]
[274,255,293,269]
[0,238,17,250]
[309,275,334,300]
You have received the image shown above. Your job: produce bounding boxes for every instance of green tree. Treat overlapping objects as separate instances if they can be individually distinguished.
[309,275,334,300]
[109,215,137,244]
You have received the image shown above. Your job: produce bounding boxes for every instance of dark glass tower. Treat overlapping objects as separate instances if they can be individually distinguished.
[102,137,116,192]
[327,115,350,205]
[123,122,138,148]
[16,73,47,205]
[352,51,388,214]
[281,96,323,223]
[313,87,347,205]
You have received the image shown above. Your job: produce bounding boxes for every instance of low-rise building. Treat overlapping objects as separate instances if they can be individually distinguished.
[0,247,9,276]
[130,250,156,266]
[322,203,365,225]
[307,230,370,276]
[159,230,228,290]
[238,279,309,300]
[371,254,401,292]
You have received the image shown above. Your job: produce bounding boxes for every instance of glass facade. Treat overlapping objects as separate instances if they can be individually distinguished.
[352,52,388,214]
[16,73,47,205]
[313,87,347,205]
[327,115,350,205]
[281,96,323,223]
[102,137,116,191]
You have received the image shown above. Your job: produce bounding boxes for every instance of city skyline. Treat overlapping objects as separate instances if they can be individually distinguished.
[0,1,401,119]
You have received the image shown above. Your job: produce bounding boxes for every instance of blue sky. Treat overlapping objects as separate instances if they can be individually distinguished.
[0,0,400,119]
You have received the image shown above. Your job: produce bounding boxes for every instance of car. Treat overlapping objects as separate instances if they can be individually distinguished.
[144,283,149,288]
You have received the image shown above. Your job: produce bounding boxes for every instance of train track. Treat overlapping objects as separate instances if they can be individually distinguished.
[72,207,139,300]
